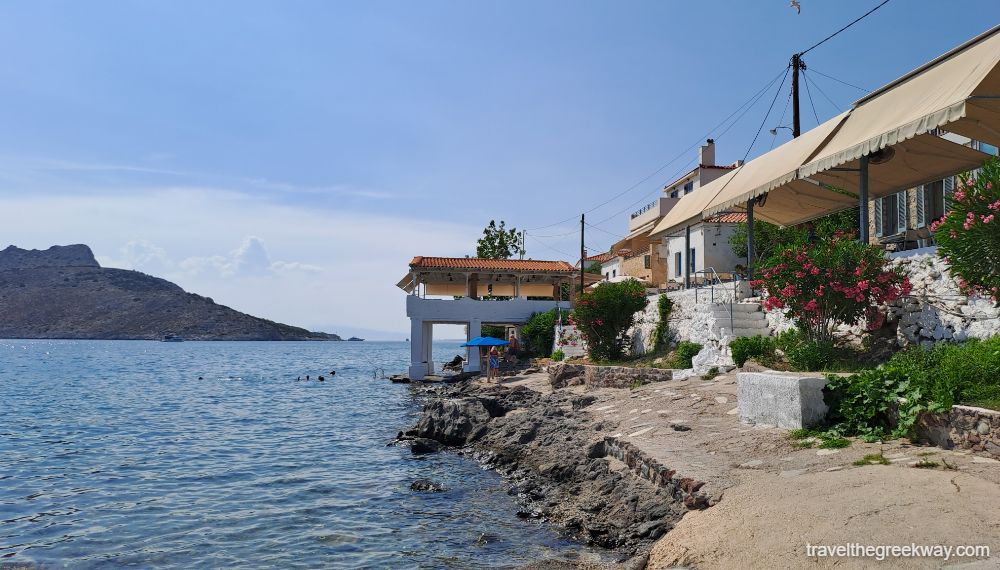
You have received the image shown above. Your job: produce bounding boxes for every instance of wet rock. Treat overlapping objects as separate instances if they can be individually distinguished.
[409,438,443,454]
[414,398,492,446]
[410,479,445,492]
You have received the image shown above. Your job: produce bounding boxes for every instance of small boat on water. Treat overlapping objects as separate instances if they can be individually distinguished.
[347,337,365,341]
[162,334,184,342]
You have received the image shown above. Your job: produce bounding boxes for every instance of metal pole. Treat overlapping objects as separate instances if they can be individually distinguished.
[791,53,803,137]
[746,198,755,281]
[684,225,691,290]
[520,230,525,260]
[859,154,870,244]
[580,214,585,295]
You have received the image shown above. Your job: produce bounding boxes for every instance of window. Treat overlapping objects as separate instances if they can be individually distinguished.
[683,181,694,195]
[917,180,946,228]
[612,269,617,278]
[669,189,679,199]
[604,272,609,280]
[674,252,681,277]
[644,255,651,270]
[689,248,696,273]
[982,143,999,156]
[874,192,907,236]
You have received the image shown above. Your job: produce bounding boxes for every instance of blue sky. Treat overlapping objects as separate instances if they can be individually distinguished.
[0,1,996,338]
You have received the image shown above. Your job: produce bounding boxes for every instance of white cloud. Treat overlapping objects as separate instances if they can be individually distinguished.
[0,187,477,334]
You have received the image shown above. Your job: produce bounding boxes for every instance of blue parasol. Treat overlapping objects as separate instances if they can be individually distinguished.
[460,336,510,347]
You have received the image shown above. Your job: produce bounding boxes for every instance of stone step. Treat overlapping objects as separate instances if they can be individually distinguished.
[712,326,771,339]
[708,303,763,315]
[710,312,767,323]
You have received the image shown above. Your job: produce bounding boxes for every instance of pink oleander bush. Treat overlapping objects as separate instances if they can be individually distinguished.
[751,234,911,342]
[933,157,1000,303]
[571,279,648,361]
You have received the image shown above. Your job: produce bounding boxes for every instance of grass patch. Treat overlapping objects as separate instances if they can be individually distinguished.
[853,452,891,466]
[703,366,720,380]
[792,439,816,449]
[913,459,940,469]
[818,435,850,449]
[787,428,849,449]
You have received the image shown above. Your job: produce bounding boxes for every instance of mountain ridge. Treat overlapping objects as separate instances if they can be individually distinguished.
[0,244,340,341]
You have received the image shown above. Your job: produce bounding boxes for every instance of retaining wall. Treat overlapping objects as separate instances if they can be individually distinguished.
[596,437,711,509]
[548,363,672,389]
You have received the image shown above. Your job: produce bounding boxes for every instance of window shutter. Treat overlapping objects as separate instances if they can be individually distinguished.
[943,176,954,214]
[874,198,883,237]
[916,186,926,227]
[897,192,907,232]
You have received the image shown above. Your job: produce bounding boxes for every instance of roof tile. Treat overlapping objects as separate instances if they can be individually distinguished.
[409,256,576,272]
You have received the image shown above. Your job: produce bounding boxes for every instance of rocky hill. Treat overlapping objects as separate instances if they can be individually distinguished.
[0,244,340,341]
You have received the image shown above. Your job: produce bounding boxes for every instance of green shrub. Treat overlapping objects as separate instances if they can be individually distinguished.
[572,280,649,361]
[481,324,506,339]
[786,339,835,371]
[550,349,565,362]
[704,366,720,380]
[521,309,559,356]
[671,341,703,369]
[651,294,674,351]
[730,335,775,367]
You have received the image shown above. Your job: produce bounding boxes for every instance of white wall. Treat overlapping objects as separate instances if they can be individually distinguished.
[600,258,621,280]
[661,223,744,283]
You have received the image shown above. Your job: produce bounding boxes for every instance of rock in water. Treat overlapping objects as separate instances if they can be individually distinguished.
[408,438,443,454]
[410,479,445,492]
[413,398,493,446]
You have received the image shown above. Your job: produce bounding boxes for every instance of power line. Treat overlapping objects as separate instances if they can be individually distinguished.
[803,70,842,113]
[523,66,788,232]
[807,67,870,92]
[801,69,822,125]
[799,0,892,56]
[769,88,794,149]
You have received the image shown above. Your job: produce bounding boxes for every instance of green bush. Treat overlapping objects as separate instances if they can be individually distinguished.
[572,280,649,361]
[550,349,565,362]
[730,335,775,367]
[671,341,703,369]
[481,324,506,339]
[822,336,1000,441]
[521,309,559,356]
[651,294,674,351]
[786,339,835,371]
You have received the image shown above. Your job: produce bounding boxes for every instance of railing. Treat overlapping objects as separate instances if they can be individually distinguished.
[692,267,743,336]
[630,200,657,219]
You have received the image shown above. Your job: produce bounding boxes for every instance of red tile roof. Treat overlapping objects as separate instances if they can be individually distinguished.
[584,251,615,263]
[409,256,576,272]
[705,212,748,223]
[700,163,740,170]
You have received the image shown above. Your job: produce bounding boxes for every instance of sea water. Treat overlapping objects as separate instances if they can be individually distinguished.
[0,340,598,568]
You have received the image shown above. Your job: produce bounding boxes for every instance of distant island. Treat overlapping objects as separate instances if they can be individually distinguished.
[0,244,341,341]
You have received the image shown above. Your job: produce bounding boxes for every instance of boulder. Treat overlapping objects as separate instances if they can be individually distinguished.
[413,398,493,446]
[410,479,445,492]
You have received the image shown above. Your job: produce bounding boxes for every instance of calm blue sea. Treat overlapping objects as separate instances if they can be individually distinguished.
[0,340,598,569]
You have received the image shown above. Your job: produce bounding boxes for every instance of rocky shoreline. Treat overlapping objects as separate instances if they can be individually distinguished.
[396,376,692,566]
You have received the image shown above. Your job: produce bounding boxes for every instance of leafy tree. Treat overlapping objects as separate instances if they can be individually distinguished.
[481,324,506,339]
[521,309,559,355]
[476,220,523,259]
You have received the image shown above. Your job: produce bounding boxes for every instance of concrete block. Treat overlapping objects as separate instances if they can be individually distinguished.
[737,372,829,429]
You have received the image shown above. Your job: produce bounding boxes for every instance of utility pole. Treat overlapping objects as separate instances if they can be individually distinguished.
[520,230,525,260]
[791,53,806,137]
[579,214,585,295]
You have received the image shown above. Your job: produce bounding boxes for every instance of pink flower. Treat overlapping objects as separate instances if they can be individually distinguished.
[810,267,820,275]
[804,299,819,312]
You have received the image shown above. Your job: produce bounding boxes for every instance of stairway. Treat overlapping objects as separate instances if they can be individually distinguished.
[708,302,771,339]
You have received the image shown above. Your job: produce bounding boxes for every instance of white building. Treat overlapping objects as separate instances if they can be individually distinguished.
[660,212,747,284]
[397,256,580,380]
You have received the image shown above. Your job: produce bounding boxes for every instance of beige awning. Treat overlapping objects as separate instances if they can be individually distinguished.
[651,111,852,235]
[800,24,1000,180]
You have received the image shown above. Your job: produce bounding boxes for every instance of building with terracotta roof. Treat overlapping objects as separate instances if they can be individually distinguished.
[397,256,595,380]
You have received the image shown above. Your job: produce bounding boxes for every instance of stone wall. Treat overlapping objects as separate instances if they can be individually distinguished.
[918,405,1000,459]
[596,437,712,509]
[548,363,672,389]
[885,251,1000,347]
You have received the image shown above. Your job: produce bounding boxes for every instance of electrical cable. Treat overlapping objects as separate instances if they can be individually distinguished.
[799,0,892,56]
[801,69,822,126]
[807,67,870,92]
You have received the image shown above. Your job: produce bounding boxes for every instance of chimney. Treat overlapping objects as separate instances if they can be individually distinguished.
[699,139,716,167]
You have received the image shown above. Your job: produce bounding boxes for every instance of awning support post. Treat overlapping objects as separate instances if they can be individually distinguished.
[746,198,755,281]
[859,154,870,244]
[684,225,691,290]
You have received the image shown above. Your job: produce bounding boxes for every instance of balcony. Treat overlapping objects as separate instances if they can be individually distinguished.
[628,197,675,234]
